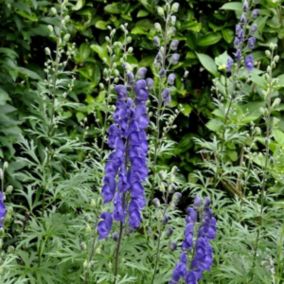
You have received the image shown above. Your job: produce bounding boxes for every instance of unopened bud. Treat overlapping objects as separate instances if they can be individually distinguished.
[153,198,160,208]
[265,50,271,58]
[166,227,173,237]
[272,98,281,108]
[6,185,13,194]
[154,23,162,32]
[50,7,57,15]
[63,33,70,42]
[169,241,177,251]
[47,25,54,33]
[171,2,180,13]
[3,162,8,170]
[157,6,165,17]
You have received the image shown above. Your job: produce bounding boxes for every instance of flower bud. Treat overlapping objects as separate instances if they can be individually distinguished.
[252,9,259,18]
[154,23,162,32]
[44,47,51,56]
[163,214,170,225]
[112,232,119,241]
[152,198,160,208]
[171,15,176,25]
[157,6,165,17]
[167,73,176,85]
[50,7,57,15]
[63,33,70,42]
[171,2,180,13]
[166,227,173,237]
[161,88,171,104]
[6,185,13,194]
[137,67,147,79]
[47,25,54,34]
[170,40,179,51]
[127,71,134,83]
[153,36,160,47]
[146,78,154,89]
[272,98,281,108]
[169,241,177,251]
[3,162,8,170]
[170,53,180,65]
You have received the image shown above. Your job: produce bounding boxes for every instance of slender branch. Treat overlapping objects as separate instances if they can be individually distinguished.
[113,222,124,284]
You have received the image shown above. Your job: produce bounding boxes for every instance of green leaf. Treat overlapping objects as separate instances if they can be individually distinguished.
[273,129,284,144]
[180,104,192,116]
[206,119,223,132]
[0,87,10,105]
[215,51,230,70]
[197,33,222,47]
[131,20,152,35]
[104,3,121,14]
[196,53,218,76]
[90,44,109,63]
[277,74,284,89]
[73,0,85,11]
[16,67,41,80]
[95,20,108,30]
[137,9,149,17]
[75,43,91,63]
[222,29,234,43]
[220,2,242,11]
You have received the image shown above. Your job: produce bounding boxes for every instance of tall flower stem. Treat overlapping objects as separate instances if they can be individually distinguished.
[153,11,170,168]
[150,206,167,284]
[250,50,274,280]
[113,222,124,284]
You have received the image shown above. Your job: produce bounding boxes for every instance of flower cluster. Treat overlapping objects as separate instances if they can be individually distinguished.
[227,0,259,72]
[169,197,217,284]
[97,78,149,239]
[0,192,6,228]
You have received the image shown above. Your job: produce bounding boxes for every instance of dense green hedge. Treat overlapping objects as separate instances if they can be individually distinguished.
[1,0,283,177]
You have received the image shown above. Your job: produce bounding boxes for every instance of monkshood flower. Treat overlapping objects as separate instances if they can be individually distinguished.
[0,192,6,228]
[97,212,113,239]
[245,54,254,71]
[98,79,149,239]
[169,197,217,284]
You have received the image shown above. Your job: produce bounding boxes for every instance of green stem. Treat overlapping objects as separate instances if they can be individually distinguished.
[84,229,98,284]
[250,55,273,280]
[113,222,124,284]
[150,207,167,284]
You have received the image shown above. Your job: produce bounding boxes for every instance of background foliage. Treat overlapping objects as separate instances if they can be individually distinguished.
[0,0,283,283]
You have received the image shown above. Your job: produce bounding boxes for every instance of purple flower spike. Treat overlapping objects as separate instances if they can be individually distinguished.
[169,253,188,284]
[169,197,217,284]
[97,212,113,239]
[0,192,6,228]
[98,72,149,238]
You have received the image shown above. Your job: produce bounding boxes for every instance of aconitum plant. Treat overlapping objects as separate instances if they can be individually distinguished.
[169,197,217,284]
